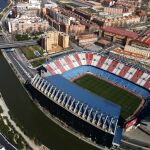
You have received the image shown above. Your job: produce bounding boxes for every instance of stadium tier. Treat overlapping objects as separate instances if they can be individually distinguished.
[43,52,150,90]
[31,51,150,148]
[62,66,150,98]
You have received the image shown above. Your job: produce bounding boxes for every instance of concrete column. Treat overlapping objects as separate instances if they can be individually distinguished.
[61,94,67,105]
[54,90,60,101]
[102,116,108,129]
[51,87,57,98]
[77,103,83,116]
[73,101,79,113]
[87,108,93,121]
[44,83,50,95]
[97,113,102,126]
[31,74,38,84]
[82,105,88,119]
[47,85,53,97]
[69,99,75,111]
[57,92,63,103]
[35,77,42,88]
[108,118,113,132]
[65,96,71,108]
[33,76,39,86]
[92,111,98,124]
[38,79,45,90]
[41,81,47,92]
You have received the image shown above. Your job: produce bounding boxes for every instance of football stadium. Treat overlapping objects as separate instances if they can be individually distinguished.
[31,51,150,149]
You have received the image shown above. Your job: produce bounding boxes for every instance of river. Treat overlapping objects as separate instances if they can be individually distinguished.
[0,53,99,150]
[0,1,98,149]
[0,0,8,12]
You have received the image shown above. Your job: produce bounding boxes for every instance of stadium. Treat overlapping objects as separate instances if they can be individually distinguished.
[30,51,150,149]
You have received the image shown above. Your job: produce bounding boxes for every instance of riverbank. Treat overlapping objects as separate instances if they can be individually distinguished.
[0,93,32,149]
[1,48,100,150]
[0,0,12,20]
[32,94,102,150]
[1,50,50,150]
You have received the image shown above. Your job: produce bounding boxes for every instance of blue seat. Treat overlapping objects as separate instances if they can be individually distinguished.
[62,65,150,99]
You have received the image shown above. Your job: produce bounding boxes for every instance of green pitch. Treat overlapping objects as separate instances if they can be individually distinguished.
[74,74,141,119]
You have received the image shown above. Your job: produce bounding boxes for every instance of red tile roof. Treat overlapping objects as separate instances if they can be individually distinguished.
[135,29,150,46]
[97,39,110,45]
[101,26,138,39]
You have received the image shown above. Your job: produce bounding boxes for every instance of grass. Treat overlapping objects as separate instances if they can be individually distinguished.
[15,34,31,41]
[31,59,46,67]
[0,116,30,149]
[20,45,43,60]
[74,74,141,120]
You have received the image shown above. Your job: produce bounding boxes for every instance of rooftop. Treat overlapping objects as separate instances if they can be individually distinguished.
[135,29,150,46]
[78,34,98,40]
[45,74,121,118]
[97,39,110,45]
[101,27,138,39]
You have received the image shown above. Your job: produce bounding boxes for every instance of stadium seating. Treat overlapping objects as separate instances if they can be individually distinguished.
[62,66,150,98]
[37,51,150,148]
[43,52,150,91]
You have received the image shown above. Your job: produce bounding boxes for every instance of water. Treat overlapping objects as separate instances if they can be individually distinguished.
[0,52,99,150]
[0,1,98,149]
[0,0,8,12]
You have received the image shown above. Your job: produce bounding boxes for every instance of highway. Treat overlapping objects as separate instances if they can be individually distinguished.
[0,6,37,82]
[0,40,37,49]
[5,50,36,81]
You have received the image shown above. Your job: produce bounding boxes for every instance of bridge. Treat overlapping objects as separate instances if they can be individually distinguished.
[0,40,38,49]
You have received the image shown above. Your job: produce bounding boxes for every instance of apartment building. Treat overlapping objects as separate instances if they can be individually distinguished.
[8,16,49,33]
[100,26,138,45]
[104,15,140,27]
[77,34,98,45]
[41,31,69,53]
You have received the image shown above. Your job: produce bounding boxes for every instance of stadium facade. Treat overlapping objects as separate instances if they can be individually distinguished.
[31,51,150,149]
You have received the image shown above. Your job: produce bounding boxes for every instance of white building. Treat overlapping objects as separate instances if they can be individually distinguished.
[44,1,58,9]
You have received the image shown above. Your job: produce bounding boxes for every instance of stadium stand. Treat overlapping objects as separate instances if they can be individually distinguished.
[43,52,150,90]
[62,66,150,98]
[31,73,121,147]
[31,51,150,148]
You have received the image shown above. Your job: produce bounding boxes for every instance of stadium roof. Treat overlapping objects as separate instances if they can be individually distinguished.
[45,74,121,118]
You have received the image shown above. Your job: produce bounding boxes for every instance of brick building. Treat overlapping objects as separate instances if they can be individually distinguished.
[77,34,98,45]
[99,26,138,45]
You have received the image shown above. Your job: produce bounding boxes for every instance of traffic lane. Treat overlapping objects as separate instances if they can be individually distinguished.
[10,50,36,73]
[11,52,36,77]
[7,52,30,80]
[9,51,35,77]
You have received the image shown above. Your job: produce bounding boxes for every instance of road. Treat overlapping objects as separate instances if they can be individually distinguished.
[0,6,37,82]
[0,40,37,49]
[5,50,36,81]
[69,41,83,51]
[0,134,16,150]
